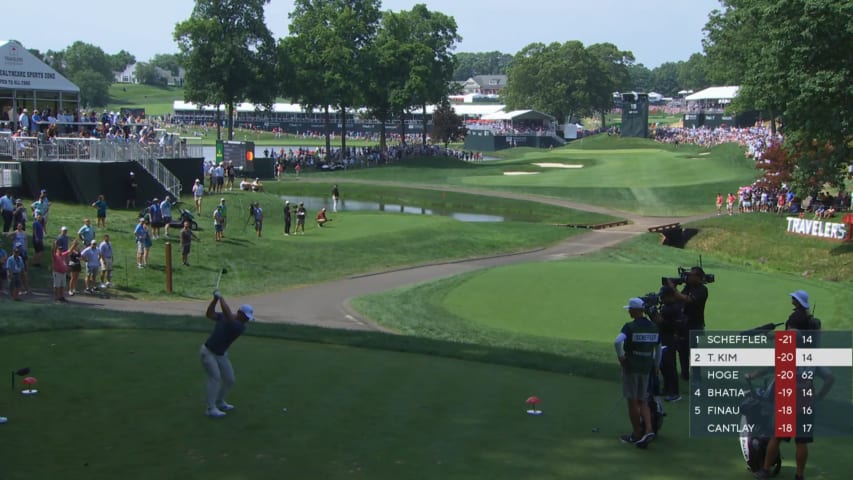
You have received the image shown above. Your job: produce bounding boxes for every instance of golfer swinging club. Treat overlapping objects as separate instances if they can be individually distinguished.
[200,290,254,418]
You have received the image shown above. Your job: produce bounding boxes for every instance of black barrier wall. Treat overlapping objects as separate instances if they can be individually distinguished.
[19,159,199,209]
[621,93,649,138]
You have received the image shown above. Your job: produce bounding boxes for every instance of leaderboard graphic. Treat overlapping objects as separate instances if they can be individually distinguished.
[690,330,852,439]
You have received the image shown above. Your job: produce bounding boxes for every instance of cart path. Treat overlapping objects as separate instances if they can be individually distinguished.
[43,182,714,332]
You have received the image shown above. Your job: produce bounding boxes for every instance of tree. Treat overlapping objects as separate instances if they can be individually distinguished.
[503,41,603,125]
[453,51,513,80]
[649,62,681,96]
[109,50,136,73]
[57,42,116,107]
[677,53,709,92]
[175,0,277,141]
[150,53,183,76]
[135,62,162,86]
[285,0,382,153]
[586,42,634,128]
[430,101,466,148]
[626,63,652,91]
[396,4,460,145]
[73,70,111,107]
[361,9,413,153]
[704,0,852,195]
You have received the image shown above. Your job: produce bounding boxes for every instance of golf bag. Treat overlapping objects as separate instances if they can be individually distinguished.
[640,371,665,434]
[739,379,781,475]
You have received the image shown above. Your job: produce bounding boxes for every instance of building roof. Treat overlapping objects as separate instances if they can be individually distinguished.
[173,101,506,118]
[471,75,507,88]
[480,110,555,122]
[685,86,739,102]
[0,40,80,93]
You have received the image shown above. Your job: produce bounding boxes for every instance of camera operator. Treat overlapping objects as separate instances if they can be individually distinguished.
[668,266,709,382]
[657,286,685,401]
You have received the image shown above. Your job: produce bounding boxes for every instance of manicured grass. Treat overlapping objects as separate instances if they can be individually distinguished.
[10,186,604,300]
[684,213,853,282]
[352,230,853,376]
[325,136,758,215]
[106,83,184,116]
[2,315,849,480]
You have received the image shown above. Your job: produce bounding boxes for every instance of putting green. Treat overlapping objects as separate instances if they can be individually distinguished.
[441,262,840,342]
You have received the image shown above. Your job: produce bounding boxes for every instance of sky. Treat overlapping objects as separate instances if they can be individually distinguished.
[5,0,722,68]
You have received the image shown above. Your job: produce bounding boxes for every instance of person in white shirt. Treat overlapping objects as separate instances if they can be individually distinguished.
[98,234,113,288]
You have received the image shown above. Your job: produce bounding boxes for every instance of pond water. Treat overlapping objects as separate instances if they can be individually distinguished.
[279,196,504,223]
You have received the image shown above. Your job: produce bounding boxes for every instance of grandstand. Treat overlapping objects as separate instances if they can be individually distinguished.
[171,101,506,135]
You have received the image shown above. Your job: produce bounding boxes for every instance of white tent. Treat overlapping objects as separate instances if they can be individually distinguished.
[684,86,739,102]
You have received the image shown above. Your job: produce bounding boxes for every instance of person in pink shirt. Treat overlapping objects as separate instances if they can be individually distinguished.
[52,240,78,302]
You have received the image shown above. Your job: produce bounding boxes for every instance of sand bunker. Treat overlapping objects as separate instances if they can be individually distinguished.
[533,163,584,169]
[503,171,540,176]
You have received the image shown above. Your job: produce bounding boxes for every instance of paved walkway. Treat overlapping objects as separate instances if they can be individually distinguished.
[43,183,713,331]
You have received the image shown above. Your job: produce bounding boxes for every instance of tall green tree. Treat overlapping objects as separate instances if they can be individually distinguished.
[704,0,852,195]
[285,0,382,154]
[586,42,634,128]
[392,4,460,145]
[503,41,601,125]
[135,62,163,86]
[109,50,136,73]
[626,63,652,91]
[361,9,413,153]
[453,51,513,80]
[648,62,681,96]
[430,101,466,148]
[51,41,117,107]
[174,0,276,140]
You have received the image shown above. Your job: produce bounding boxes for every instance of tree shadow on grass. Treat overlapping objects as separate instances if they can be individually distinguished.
[829,242,853,256]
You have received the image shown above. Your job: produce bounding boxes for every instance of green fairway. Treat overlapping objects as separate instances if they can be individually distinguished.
[2,326,849,480]
[328,136,758,215]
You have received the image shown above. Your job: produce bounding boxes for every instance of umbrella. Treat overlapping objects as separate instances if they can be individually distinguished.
[526,396,542,416]
[22,376,38,395]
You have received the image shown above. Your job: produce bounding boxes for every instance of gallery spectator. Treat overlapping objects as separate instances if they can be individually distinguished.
[92,195,108,229]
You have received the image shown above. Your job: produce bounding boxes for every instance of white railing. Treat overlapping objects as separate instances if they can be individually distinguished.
[0,136,195,199]
[0,161,22,187]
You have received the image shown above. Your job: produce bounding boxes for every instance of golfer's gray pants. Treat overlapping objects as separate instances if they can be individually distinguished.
[200,344,234,409]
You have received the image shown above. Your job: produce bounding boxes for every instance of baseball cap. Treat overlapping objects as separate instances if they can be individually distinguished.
[90,240,97,245]
[790,290,810,309]
[623,298,645,310]
[61,226,68,231]
[238,304,255,321]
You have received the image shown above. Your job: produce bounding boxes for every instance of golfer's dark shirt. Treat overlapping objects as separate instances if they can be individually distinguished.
[205,313,245,355]
[681,284,708,330]
[659,301,685,343]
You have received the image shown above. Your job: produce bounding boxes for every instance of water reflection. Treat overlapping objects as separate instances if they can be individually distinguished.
[279,196,504,222]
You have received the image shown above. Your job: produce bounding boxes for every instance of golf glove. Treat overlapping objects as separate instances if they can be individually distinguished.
[213,290,221,300]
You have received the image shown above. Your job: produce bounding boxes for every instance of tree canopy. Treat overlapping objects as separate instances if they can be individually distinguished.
[174,0,276,140]
[503,41,630,124]
[453,51,513,80]
[704,0,852,194]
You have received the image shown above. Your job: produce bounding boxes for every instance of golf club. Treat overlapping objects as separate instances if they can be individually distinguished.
[214,267,227,290]
[591,394,623,433]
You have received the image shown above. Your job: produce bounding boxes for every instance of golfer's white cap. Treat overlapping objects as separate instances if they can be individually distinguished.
[238,304,255,321]
[624,298,645,310]
[790,290,810,309]
[61,226,68,231]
